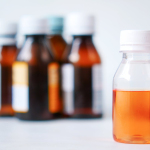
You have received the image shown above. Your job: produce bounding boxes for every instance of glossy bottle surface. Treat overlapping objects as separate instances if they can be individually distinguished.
[113,53,150,144]
[13,35,60,120]
[62,35,102,118]
[48,35,67,62]
[0,45,17,116]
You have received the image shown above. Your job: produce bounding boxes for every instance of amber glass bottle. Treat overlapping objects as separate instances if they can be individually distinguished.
[47,17,67,117]
[0,22,17,116]
[12,17,60,120]
[47,17,67,62]
[62,13,102,118]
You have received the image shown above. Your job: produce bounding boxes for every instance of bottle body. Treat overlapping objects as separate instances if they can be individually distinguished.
[113,53,150,144]
[62,35,102,118]
[0,45,17,116]
[48,34,67,118]
[12,35,60,120]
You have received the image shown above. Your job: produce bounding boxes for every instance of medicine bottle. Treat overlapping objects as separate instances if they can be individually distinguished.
[113,30,150,144]
[12,16,60,120]
[47,16,67,63]
[0,22,17,116]
[62,13,102,118]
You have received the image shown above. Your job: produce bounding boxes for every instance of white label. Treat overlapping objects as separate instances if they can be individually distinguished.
[62,64,74,92]
[92,64,102,114]
[62,64,74,114]
[12,62,29,112]
[12,85,29,112]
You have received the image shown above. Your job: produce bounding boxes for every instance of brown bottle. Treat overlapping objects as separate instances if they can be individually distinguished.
[12,17,60,120]
[47,17,67,63]
[62,13,102,118]
[0,22,17,116]
[47,17,67,117]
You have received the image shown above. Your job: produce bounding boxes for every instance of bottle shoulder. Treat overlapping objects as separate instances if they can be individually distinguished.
[48,35,67,61]
[16,37,54,65]
[115,59,150,78]
[49,35,67,44]
[114,60,150,90]
[0,45,18,65]
[62,39,101,66]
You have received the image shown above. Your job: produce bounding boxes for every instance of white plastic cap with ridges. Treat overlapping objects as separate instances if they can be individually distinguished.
[0,21,17,35]
[66,13,95,35]
[19,16,49,35]
[120,30,150,52]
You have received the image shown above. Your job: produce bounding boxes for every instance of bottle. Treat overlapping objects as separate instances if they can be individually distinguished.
[47,16,67,63]
[47,17,67,117]
[62,13,102,118]
[12,16,60,120]
[113,30,150,144]
[0,22,17,116]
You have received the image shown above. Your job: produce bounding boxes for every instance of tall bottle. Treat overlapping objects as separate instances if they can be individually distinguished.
[0,22,17,116]
[62,13,102,118]
[12,16,60,120]
[113,30,150,144]
[47,16,67,63]
[47,17,67,117]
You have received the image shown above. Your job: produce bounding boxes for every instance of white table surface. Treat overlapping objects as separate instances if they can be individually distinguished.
[0,117,150,150]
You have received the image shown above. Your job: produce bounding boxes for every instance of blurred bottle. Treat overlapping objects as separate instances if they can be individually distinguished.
[47,16,67,63]
[12,16,60,120]
[47,17,67,118]
[62,13,102,118]
[0,22,17,116]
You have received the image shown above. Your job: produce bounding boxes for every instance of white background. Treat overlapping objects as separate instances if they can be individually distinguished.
[1,0,150,117]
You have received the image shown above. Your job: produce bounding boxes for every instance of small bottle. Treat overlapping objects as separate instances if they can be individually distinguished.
[47,16,67,62]
[113,30,150,144]
[0,22,17,116]
[62,13,102,118]
[12,16,60,120]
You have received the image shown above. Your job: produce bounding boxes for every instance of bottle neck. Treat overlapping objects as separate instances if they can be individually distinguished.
[25,35,46,41]
[72,35,93,47]
[123,53,150,61]
[73,35,93,40]
[48,34,63,38]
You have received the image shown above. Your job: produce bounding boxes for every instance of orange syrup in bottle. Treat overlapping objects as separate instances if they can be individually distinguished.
[113,90,150,144]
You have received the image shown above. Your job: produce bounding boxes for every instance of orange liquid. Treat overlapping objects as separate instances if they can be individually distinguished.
[113,90,150,144]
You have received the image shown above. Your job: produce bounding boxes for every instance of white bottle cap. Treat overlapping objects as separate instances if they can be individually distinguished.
[66,13,94,35]
[0,21,17,45]
[19,16,49,35]
[0,21,17,35]
[120,30,150,52]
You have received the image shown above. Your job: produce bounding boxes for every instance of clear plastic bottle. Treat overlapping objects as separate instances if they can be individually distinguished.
[62,13,102,118]
[12,16,60,120]
[47,16,67,63]
[0,22,17,116]
[113,30,150,144]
